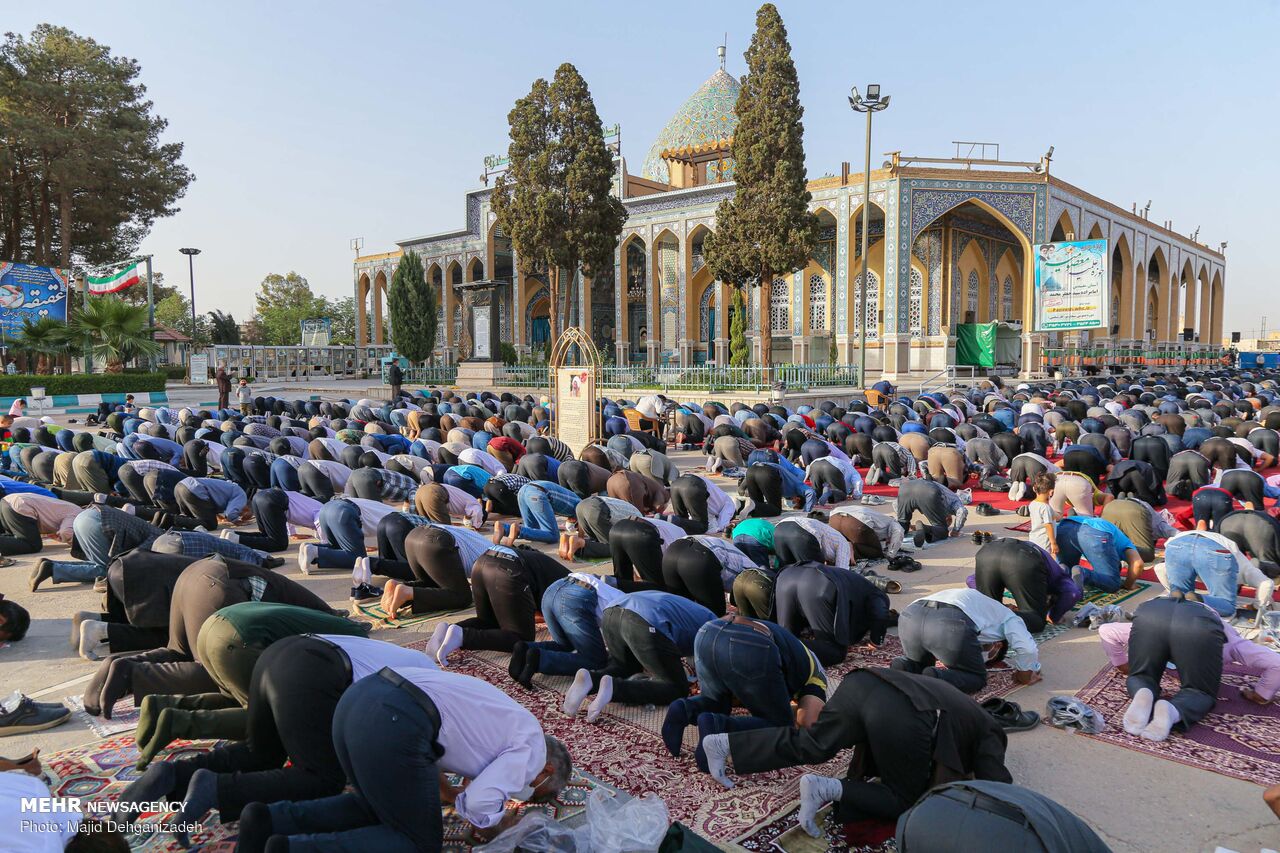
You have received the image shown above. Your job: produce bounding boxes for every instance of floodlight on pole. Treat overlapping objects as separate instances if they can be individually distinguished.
[848,85,891,386]
[179,247,201,349]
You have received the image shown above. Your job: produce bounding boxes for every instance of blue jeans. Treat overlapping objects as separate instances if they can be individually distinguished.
[1056,522,1124,592]
[271,457,301,492]
[316,500,363,569]
[49,510,114,582]
[441,470,481,499]
[676,619,795,733]
[268,673,443,853]
[533,579,607,675]
[1165,534,1239,616]
[516,486,561,543]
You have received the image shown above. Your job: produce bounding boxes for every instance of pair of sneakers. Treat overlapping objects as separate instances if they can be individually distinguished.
[865,463,883,486]
[0,691,70,736]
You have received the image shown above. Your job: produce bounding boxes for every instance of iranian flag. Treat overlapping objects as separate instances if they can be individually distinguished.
[87,262,141,295]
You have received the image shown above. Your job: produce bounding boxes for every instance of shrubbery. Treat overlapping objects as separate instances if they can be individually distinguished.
[0,372,167,396]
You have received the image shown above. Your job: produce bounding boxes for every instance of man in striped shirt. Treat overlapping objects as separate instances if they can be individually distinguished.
[344,467,419,503]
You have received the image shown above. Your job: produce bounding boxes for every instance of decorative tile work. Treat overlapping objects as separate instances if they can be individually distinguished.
[853,271,879,341]
[837,195,849,335]
[908,267,923,338]
[923,229,943,336]
[658,234,680,356]
[809,272,828,332]
[792,269,802,335]
[524,285,548,345]
[770,277,789,332]
[640,68,741,184]
[699,281,716,341]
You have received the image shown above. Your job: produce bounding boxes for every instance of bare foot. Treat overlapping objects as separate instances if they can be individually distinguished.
[491,521,506,545]
[558,532,570,560]
[503,521,521,546]
[567,535,586,560]
[380,580,401,613]
[386,583,415,615]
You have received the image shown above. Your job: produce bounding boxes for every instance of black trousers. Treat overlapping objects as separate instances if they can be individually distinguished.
[456,550,537,652]
[1192,488,1235,530]
[0,501,43,555]
[1220,510,1280,568]
[662,538,728,616]
[298,464,336,502]
[775,563,846,666]
[483,479,521,516]
[118,465,152,505]
[1221,469,1265,509]
[346,467,387,501]
[592,606,690,706]
[608,518,667,592]
[773,522,823,567]
[182,442,210,478]
[1110,468,1165,506]
[367,513,417,579]
[174,483,221,530]
[669,475,711,534]
[400,526,475,613]
[743,465,784,517]
[242,454,273,491]
[975,537,1050,633]
[872,443,906,478]
[1008,456,1047,489]
[235,488,290,553]
[1127,596,1225,729]
[163,635,352,821]
[809,459,847,504]
[892,600,987,694]
[896,482,950,542]
[1167,453,1211,500]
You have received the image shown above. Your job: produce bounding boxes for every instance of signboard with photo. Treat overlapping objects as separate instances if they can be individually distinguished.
[1033,239,1109,331]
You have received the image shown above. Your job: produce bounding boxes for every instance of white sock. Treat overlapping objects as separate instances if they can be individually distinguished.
[78,619,109,661]
[798,774,842,838]
[563,669,593,717]
[352,556,371,586]
[1140,699,1181,742]
[424,622,449,660]
[436,623,463,667]
[702,732,734,789]
[1123,687,1155,735]
[586,675,612,723]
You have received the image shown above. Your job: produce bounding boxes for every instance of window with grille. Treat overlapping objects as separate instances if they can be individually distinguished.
[853,271,879,341]
[809,273,827,332]
[626,242,646,300]
[1002,275,1014,321]
[967,271,980,317]
[909,268,923,338]
[771,278,790,332]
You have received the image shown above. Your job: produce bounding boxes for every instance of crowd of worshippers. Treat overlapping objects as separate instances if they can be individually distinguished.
[8,371,1280,849]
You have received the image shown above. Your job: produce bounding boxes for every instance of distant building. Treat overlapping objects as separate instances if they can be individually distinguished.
[154,326,192,366]
[353,49,1226,378]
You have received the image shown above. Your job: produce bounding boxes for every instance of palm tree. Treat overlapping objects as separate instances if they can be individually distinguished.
[66,297,162,373]
[13,317,72,374]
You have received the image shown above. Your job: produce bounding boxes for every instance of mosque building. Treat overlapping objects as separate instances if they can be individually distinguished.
[353,50,1225,379]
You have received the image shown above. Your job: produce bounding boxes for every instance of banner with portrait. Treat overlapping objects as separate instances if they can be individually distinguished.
[0,262,70,337]
[555,366,595,459]
[1033,239,1109,332]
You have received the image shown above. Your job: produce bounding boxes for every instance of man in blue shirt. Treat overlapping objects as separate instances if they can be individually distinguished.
[563,590,714,723]
[175,476,250,531]
[1055,515,1144,592]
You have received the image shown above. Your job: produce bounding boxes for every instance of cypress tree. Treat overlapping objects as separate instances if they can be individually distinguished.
[729,287,749,367]
[388,251,437,363]
[703,3,818,375]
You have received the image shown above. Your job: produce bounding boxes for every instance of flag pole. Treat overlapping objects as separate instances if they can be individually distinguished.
[144,255,155,370]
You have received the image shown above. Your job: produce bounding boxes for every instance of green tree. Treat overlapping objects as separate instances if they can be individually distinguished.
[703,4,818,372]
[387,252,438,363]
[153,290,209,348]
[729,287,749,367]
[12,316,72,373]
[0,25,192,268]
[65,295,160,372]
[325,296,358,345]
[493,63,625,341]
[252,272,326,345]
[207,310,239,344]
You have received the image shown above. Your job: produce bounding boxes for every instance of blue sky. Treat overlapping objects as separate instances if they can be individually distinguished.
[9,1,1277,337]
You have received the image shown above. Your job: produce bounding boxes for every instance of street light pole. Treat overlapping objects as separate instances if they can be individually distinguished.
[848,85,890,387]
[180,247,201,363]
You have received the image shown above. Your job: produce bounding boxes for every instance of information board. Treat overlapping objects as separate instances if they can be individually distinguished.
[189,352,209,385]
[1033,239,1109,331]
[473,305,491,359]
[555,366,595,459]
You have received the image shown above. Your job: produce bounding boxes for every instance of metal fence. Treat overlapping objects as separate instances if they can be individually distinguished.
[402,363,860,393]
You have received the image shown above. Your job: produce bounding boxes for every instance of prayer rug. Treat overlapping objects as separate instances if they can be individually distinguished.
[1137,568,1280,603]
[735,803,896,852]
[1068,662,1280,786]
[63,694,138,738]
[426,637,1019,844]
[350,600,453,628]
[42,734,608,851]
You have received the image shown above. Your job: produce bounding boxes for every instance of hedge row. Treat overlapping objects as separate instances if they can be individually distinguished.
[0,372,168,397]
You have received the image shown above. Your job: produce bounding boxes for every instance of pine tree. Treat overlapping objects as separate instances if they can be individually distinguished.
[494,64,625,342]
[729,286,749,367]
[387,252,437,363]
[703,3,818,375]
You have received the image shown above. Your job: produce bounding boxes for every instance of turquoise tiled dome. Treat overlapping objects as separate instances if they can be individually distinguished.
[640,68,740,184]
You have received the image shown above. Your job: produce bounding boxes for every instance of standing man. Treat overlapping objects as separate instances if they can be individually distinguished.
[216,362,231,412]
[387,359,404,401]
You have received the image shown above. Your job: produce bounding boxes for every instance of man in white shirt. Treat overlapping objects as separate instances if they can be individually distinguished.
[806,454,862,505]
[661,534,762,615]
[608,515,687,591]
[240,665,571,847]
[893,587,1042,695]
[458,446,507,477]
[774,515,851,570]
[120,634,437,835]
[225,488,321,554]
[668,472,736,534]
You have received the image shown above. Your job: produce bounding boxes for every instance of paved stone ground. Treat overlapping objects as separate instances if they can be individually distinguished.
[2,384,1276,851]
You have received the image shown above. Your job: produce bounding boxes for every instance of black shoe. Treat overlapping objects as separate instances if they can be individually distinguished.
[29,559,54,591]
[913,529,928,549]
[262,556,285,569]
[349,583,381,602]
[972,531,985,545]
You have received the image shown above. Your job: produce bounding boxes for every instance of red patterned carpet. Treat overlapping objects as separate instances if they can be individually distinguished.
[1068,663,1280,786]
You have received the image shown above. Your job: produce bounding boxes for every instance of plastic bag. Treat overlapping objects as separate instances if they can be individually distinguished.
[478,790,670,853]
